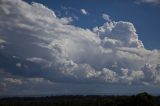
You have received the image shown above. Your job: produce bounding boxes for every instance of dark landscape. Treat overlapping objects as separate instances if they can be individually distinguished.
[0,92,160,106]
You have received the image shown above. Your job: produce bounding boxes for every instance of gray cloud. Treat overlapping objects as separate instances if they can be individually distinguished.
[0,0,160,95]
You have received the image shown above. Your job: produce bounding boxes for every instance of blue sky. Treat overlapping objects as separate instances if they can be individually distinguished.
[0,0,160,96]
[25,0,160,49]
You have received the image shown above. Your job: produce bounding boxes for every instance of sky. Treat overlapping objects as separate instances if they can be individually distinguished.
[0,0,160,96]
[25,0,160,50]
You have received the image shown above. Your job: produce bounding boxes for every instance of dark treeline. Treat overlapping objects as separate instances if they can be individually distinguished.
[0,92,160,106]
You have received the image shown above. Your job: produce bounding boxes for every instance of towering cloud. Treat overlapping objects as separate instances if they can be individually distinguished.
[0,0,160,95]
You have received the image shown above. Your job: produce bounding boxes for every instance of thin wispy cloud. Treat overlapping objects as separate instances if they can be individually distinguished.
[80,9,88,15]
[136,0,160,5]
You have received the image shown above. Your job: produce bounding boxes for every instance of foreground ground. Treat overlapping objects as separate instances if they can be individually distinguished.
[0,92,160,106]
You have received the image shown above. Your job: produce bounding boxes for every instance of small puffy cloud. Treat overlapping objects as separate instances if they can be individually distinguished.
[0,39,6,44]
[60,17,73,24]
[80,9,88,15]
[16,63,22,68]
[100,68,117,82]
[0,38,6,49]
[102,13,111,21]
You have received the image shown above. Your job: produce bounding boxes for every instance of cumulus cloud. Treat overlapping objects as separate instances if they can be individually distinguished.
[0,0,160,95]
[80,9,88,15]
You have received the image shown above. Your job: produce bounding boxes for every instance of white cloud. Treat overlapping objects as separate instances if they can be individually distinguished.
[0,39,6,49]
[136,0,160,5]
[102,13,111,22]
[4,78,22,85]
[99,68,117,82]
[0,0,160,95]
[0,39,6,44]
[80,9,88,15]
[26,57,49,64]
[93,21,144,48]
[16,63,22,68]
[60,17,73,24]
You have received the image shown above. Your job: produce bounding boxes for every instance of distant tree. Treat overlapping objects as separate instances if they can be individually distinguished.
[0,92,158,106]
[128,92,156,106]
